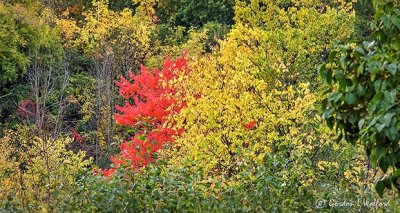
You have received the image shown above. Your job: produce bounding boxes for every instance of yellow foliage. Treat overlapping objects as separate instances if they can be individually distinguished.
[163,0,360,187]
[55,18,79,48]
[75,0,155,63]
[0,130,20,203]
[228,0,355,88]
[166,51,319,179]
[146,27,210,68]
[0,127,91,209]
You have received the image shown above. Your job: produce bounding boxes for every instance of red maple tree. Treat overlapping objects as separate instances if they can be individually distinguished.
[102,55,188,177]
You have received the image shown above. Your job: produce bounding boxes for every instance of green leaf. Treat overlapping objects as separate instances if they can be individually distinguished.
[368,61,379,75]
[344,93,357,105]
[348,113,358,124]
[381,15,390,29]
[326,69,332,84]
[363,41,376,50]
[318,64,326,79]
[380,157,390,173]
[382,175,392,189]
[387,63,397,75]
[369,92,383,112]
[340,55,346,69]
[391,16,400,30]
[358,118,365,130]
[376,123,385,132]
[327,116,335,129]
[383,90,396,107]
[372,146,388,168]
[336,132,343,143]
[334,69,344,81]
[374,79,382,92]
[357,62,365,76]
[321,99,328,110]
[375,180,385,197]
[356,83,366,96]
[389,126,398,141]
[322,108,334,120]
[329,92,343,104]
[354,47,365,58]
[384,112,395,127]
[328,50,337,62]
[137,134,146,140]
[393,169,400,178]
[339,79,348,90]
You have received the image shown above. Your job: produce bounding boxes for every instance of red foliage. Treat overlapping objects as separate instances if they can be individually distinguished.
[70,127,85,143]
[101,168,116,178]
[17,100,36,119]
[243,120,256,130]
[103,55,189,176]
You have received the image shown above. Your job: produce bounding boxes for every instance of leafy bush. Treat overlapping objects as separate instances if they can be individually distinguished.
[0,127,91,211]
[319,0,400,196]
[55,147,399,212]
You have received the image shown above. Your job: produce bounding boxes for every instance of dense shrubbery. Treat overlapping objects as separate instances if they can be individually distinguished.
[40,151,398,212]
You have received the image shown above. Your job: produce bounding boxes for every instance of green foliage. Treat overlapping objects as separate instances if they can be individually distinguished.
[0,3,30,86]
[157,0,235,28]
[0,1,63,87]
[320,0,400,196]
[56,168,141,212]
[108,0,136,10]
[0,84,31,125]
[153,0,234,57]
[48,151,400,212]
[64,73,96,124]
[353,0,374,41]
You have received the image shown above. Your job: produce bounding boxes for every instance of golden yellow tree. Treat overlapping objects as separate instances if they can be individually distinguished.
[164,0,359,184]
[76,0,155,70]
[227,0,355,88]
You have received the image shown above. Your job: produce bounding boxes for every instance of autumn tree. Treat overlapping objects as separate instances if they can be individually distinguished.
[0,1,63,87]
[229,0,355,88]
[103,55,188,176]
[61,0,158,163]
[164,0,357,179]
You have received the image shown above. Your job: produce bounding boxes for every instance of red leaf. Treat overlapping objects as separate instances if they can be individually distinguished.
[243,120,256,130]
[71,127,85,143]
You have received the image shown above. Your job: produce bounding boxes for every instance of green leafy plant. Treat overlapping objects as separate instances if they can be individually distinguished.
[319,0,400,197]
